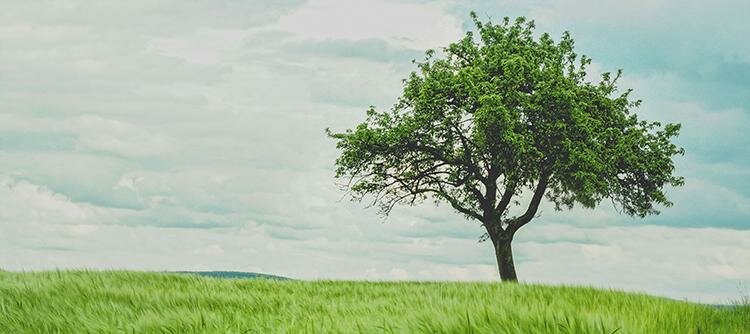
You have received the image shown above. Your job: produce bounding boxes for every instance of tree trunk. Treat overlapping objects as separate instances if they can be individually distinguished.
[494,238,518,282]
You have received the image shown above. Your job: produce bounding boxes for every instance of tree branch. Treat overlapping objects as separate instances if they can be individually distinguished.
[507,170,551,234]
[450,122,488,184]
[495,180,517,214]
[414,187,483,221]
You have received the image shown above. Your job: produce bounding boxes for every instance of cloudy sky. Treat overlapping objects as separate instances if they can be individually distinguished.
[1,0,748,303]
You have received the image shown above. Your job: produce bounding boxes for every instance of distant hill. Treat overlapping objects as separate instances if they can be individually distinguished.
[173,271,291,280]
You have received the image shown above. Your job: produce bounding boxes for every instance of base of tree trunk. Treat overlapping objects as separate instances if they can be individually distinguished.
[495,239,518,282]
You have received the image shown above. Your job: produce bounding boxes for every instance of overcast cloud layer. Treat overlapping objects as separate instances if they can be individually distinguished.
[1,0,748,303]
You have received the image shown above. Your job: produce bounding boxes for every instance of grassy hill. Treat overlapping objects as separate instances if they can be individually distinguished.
[0,270,747,333]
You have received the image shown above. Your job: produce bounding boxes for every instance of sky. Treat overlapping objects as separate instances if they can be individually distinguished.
[1,0,748,304]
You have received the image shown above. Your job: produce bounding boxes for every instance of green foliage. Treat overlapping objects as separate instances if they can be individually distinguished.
[328,13,684,241]
[1,271,747,333]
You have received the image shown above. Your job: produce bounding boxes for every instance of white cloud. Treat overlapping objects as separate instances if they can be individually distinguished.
[0,176,103,224]
[275,0,462,50]
[147,28,253,65]
[193,244,225,256]
[76,115,179,158]
[515,224,750,303]
[0,113,71,132]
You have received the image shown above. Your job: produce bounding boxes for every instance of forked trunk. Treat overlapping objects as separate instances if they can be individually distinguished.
[494,238,518,282]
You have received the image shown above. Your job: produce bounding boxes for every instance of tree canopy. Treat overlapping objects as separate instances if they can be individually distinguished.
[327,13,684,281]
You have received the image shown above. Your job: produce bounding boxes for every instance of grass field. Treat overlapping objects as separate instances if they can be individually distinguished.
[0,270,747,333]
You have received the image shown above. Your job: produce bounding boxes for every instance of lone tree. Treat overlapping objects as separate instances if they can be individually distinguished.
[327,13,684,281]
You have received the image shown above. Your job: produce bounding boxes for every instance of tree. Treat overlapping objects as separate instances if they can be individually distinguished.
[326,13,684,282]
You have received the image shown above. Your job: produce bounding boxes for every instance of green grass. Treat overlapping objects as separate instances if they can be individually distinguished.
[0,270,747,333]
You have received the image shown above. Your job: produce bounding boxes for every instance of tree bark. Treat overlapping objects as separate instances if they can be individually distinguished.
[494,237,518,282]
